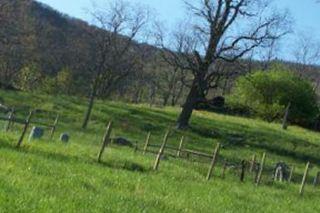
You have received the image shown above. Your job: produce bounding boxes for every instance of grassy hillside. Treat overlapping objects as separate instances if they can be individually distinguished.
[0,90,320,212]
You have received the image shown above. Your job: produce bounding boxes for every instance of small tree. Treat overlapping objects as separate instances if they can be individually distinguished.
[230,66,319,126]
[81,0,149,129]
[40,75,56,94]
[16,64,42,91]
[57,67,73,94]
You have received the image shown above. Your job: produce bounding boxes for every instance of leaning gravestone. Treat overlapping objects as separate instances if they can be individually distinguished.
[29,126,44,142]
[60,133,69,143]
[274,162,290,182]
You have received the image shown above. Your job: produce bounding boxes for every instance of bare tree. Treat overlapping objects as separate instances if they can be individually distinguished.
[158,65,186,106]
[148,48,187,107]
[82,0,149,128]
[292,32,320,77]
[157,0,290,129]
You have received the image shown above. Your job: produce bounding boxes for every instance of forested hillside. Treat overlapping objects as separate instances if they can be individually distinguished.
[1,0,319,104]
[0,0,165,101]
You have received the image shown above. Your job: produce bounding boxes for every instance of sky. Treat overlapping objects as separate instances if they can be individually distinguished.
[36,0,320,62]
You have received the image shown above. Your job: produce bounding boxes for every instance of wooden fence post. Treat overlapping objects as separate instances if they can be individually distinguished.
[299,162,310,196]
[255,152,266,186]
[143,132,151,155]
[176,136,185,158]
[153,130,170,171]
[249,154,256,173]
[206,143,221,181]
[240,160,246,182]
[134,141,138,153]
[221,161,227,179]
[16,110,34,148]
[288,165,295,183]
[313,171,320,187]
[97,121,113,163]
[5,109,14,132]
[50,114,59,139]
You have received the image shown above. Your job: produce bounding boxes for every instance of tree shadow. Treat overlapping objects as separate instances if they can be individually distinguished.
[97,160,150,173]
[0,141,150,174]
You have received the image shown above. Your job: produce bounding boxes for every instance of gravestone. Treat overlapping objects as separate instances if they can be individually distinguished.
[60,133,70,143]
[274,162,290,182]
[29,126,44,141]
[160,154,168,160]
[112,137,133,147]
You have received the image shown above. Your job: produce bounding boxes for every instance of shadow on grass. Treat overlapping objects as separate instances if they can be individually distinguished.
[0,141,151,174]
[189,115,320,164]
[97,160,150,173]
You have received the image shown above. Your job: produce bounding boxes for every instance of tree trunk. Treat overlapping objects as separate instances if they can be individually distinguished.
[82,88,96,129]
[282,102,291,130]
[176,82,199,129]
[132,86,142,103]
[163,93,170,106]
[82,75,100,129]
[149,84,157,107]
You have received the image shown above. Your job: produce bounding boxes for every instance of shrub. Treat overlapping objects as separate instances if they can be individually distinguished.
[229,66,319,126]
[15,64,42,91]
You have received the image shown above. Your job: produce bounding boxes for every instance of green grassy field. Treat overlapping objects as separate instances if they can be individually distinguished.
[0,89,320,212]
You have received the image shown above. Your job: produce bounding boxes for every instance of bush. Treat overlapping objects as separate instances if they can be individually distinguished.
[15,64,42,91]
[229,66,319,126]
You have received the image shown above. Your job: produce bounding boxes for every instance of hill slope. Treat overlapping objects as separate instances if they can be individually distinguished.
[1,90,320,212]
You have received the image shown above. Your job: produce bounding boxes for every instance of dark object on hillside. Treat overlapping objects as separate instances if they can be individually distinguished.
[240,160,246,182]
[29,126,44,141]
[112,137,133,147]
[192,96,252,117]
[273,162,290,182]
[194,96,225,110]
[123,162,145,172]
[60,133,70,143]
[211,96,225,108]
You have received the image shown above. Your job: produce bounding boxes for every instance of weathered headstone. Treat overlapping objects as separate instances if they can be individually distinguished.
[60,133,70,143]
[112,137,133,147]
[273,162,290,182]
[28,126,44,141]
